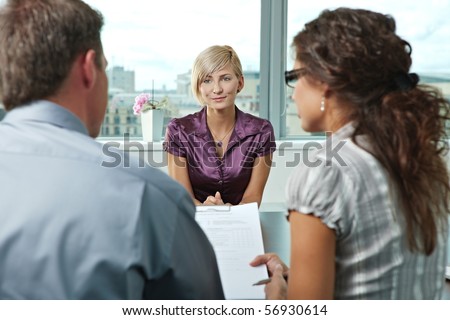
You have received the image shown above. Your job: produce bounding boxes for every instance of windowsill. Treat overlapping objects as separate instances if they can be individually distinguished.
[96,138,327,151]
[98,139,165,151]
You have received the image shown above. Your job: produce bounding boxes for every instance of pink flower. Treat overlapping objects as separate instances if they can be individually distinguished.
[132,93,151,115]
[132,93,167,115]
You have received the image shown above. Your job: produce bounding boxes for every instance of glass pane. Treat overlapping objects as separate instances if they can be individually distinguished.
[84,0,261,139]
[286,0,450,137]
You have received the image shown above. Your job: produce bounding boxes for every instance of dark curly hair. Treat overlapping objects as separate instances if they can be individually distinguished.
[293,8,450,255]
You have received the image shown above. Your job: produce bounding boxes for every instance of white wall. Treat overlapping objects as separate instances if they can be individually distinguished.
[106,140,318,212]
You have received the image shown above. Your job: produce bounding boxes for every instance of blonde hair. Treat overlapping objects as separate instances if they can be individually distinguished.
[191,45,243,105]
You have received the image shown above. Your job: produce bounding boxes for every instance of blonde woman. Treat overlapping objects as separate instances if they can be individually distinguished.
[164,45,275,206]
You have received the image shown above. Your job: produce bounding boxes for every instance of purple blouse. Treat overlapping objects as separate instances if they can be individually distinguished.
[163,107,276,205]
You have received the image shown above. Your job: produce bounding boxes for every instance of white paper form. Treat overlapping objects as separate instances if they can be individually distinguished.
[195,202,268,299]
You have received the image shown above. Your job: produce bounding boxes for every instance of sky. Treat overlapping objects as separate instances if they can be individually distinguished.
[86,0,261,91]
[286,0,450,75]
[1,0,449,90]
[86,0,450,90]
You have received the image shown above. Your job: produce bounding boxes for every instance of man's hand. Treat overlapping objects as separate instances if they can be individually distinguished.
[250,253,289,300]
[250,253,289,278]
[265,264,288,299]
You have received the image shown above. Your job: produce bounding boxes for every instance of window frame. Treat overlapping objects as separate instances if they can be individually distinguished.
[260,0,288,140]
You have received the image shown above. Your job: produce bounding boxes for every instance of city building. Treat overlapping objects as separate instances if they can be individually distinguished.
[107,66,135,93]
[100,65,450,139]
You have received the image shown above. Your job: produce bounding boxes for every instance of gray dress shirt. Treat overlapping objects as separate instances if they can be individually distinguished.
[0,100,224,299]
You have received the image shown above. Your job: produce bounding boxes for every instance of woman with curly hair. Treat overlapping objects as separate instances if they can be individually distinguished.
[252,7,450,299]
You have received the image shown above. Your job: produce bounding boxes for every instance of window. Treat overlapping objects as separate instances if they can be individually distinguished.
[85,0,261,140]
[87,0,450,141]
[285,0,450,137]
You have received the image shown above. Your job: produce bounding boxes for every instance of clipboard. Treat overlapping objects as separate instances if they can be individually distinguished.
[195,202,268,299]
[195,205,231,212]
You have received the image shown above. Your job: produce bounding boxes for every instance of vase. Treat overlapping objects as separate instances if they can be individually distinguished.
[141,109,164,142]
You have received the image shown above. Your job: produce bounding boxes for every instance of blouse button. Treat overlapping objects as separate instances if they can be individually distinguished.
[218,180,223,185]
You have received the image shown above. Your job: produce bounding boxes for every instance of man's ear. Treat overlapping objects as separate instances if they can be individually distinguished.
[81,49,98,90]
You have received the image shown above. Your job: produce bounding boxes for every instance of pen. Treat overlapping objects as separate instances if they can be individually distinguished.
[252,278,271,286]
[252,274,289,286]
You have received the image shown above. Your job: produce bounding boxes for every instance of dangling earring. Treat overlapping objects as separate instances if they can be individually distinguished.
[320,96,325,112]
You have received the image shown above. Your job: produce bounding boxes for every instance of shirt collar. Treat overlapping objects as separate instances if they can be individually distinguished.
[3,100,89,136]
[332,121,376,154]
[332,121,355,141]
[194,106,261,141]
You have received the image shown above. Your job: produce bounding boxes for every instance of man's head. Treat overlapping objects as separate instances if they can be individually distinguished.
[0,0,105,111]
